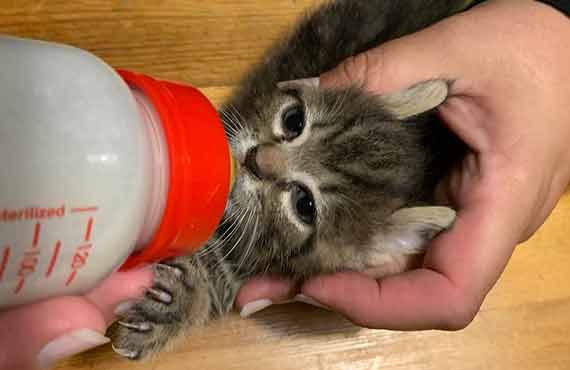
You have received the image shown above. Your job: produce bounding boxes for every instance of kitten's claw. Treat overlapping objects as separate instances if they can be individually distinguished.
[118,320,152,332]
[111,256,195,359]
[112,344,140,359]
[146,286,173,304]
[156,263,184,278]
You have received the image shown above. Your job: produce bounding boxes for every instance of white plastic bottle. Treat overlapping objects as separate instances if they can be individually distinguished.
[0,36,237,308]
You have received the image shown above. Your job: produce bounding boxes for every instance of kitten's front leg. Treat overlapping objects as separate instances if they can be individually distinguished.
[111,252,241,359]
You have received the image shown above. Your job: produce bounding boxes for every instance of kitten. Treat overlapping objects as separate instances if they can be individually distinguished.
[112,0,473,359]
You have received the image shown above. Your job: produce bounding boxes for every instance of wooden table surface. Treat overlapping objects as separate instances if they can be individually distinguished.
[1,1,569,369]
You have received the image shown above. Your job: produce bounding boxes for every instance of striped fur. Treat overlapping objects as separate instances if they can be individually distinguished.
[112,0,474,359]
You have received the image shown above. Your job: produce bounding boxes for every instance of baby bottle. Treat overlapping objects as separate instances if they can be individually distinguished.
[0,36,238,308]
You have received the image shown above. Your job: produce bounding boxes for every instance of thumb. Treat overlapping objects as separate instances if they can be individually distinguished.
[0,267,153,370]
[319,13,467,94]
[0,297,108,370]
[317,11,491,154]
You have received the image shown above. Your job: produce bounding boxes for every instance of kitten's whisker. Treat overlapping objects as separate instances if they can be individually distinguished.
[230,105,248,131]
[198,203,249,256]
[219,109,241,138]
[226,105,240,123]
[199,212,246,257]
[227,104,247,132]
[328,88,348,119]
[235,211,259,273]
[227,200,256,258]
[219,203,252,250]
[222,119,239,138]
[221,107,239,128]
[217,205,255,265]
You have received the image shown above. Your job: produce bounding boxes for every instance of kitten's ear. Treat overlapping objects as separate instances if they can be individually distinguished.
[378,79,450,120]
[382,206,456,254]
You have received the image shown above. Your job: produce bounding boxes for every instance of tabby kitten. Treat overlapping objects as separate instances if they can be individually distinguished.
[112,0,472,359]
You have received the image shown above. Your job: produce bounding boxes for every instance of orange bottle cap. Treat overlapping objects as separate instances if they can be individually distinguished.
[117,70,231,269]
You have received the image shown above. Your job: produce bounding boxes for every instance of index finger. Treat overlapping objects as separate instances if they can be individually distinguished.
[0,297,107,370]
[86,266,153,324]
[301,190,520,330]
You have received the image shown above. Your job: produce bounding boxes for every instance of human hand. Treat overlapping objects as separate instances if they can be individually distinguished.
[0,268,153,370]
[236,0,570,329]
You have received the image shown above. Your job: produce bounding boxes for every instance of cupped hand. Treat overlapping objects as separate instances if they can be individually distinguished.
[0,267,153,370]
[236,0,570,330]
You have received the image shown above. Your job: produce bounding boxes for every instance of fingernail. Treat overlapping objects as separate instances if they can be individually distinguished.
[37,329,110,369]
[294,294,330,310]
[240,299,273,318]
[277,77,320,89]
[114,299,139,316]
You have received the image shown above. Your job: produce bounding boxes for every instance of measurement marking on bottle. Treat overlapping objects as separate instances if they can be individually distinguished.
[65,244,92,287]
[70,207,99,214]
[13,222,43,294]
[15,250,40,294]
[20,250,40,270]
[84,217,94,242]
[14,248,39,293]
[0,246,10,281]
[14,278,25,295]
[65,270,77,287]
[46,241,62,278]
[32,222,41,248]
[71,244,91,269]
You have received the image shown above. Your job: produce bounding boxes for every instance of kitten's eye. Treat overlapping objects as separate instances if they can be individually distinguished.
[291,184,316,225]
[281,105,305,141]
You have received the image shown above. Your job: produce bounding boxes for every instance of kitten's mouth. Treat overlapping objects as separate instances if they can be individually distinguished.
[241,165,261,181]
[242,147,262,180]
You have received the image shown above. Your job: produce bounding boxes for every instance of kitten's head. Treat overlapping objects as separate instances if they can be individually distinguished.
[219,80,456,278]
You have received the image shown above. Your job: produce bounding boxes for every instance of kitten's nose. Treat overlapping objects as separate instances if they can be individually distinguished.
[244,144,287,180]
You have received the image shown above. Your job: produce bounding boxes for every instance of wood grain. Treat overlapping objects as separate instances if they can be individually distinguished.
[1,1,569,369]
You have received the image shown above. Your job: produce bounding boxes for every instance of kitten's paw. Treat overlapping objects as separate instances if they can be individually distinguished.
[365,207,456,278]
[383,206,457,254]
[111,261,193,360]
